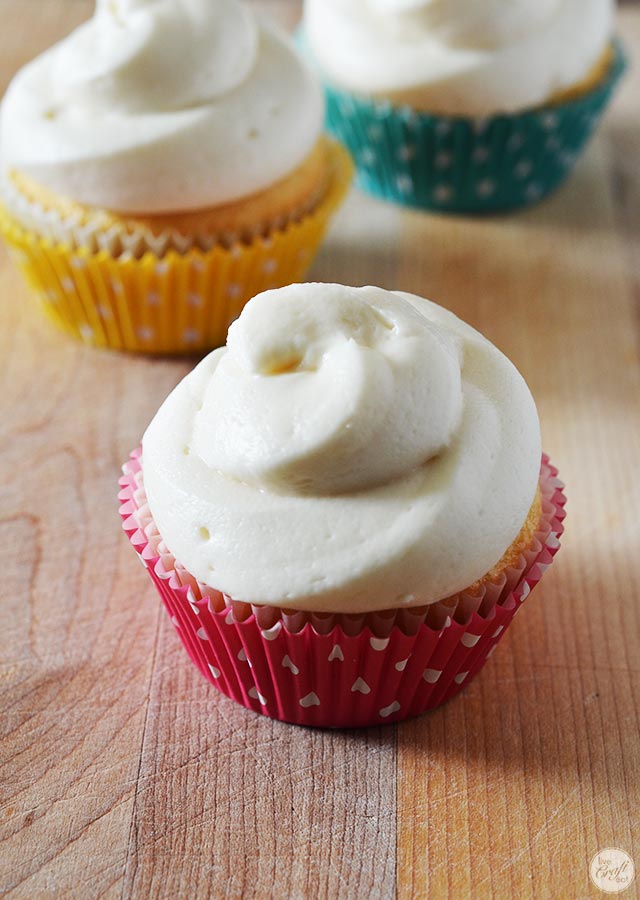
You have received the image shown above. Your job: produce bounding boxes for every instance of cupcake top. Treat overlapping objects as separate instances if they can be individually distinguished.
[0,0,324,213]
[142,284,541,613]
[304,0,614,115]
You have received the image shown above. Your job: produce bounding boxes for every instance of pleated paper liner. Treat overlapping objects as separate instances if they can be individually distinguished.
[321,39,625,213]
[0,139,353,354]
[119,450,566,728]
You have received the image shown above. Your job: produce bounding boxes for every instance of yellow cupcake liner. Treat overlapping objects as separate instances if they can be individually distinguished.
[0,140,353,354]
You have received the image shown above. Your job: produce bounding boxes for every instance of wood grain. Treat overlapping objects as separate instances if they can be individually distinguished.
[1,3,638,898]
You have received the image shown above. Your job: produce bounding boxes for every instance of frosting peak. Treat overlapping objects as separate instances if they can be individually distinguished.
[194,284,463,495]
[53,0,258,114]
[1,0,324,212]
[142,285,542,612]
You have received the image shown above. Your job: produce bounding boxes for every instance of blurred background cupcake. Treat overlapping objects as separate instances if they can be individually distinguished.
[0,0,352,353]
[120,283,565,728]
[302,0,625,213]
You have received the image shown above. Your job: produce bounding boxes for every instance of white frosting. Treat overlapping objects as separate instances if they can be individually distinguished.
[142,284,541,613]
[304,0,614,114]
[0,0,324,213]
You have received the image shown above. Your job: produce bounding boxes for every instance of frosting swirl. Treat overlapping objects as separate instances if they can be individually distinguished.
[142,284,542,612]
[1,0,324,212]
[199,285,463,495]
[304,0,614,114]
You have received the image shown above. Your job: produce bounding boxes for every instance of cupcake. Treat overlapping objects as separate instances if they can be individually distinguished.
[0,0,352,353]
[120,283,565,727]
[302,0,625,212]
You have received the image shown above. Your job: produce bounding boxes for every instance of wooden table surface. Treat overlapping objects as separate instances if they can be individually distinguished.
[1,2,639,898]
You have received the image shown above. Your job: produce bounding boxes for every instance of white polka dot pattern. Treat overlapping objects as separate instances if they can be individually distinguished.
[136,326,154,342]
[1,141,353,353]
[322,41,625,214]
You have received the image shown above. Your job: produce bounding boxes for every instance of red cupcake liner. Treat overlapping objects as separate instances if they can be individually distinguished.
[119,450,565,727]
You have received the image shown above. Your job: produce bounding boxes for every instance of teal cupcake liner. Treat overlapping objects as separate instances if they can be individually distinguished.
[322,40,626,213]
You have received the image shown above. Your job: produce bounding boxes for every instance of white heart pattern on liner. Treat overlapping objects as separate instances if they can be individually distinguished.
[186,587,199,612]
[208,663,221,679]
[261,621,282,641]
[351,678,371,695]
[196,627,208,640]
[380,701,401,718]
[423,669,442,683]
[395,658,409,672]
[328,645,344,662]
[369,637,390,651]
[281,655,300,675]
[461,633,480,648]
[248,686,267,706]
[299,692,320,708]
